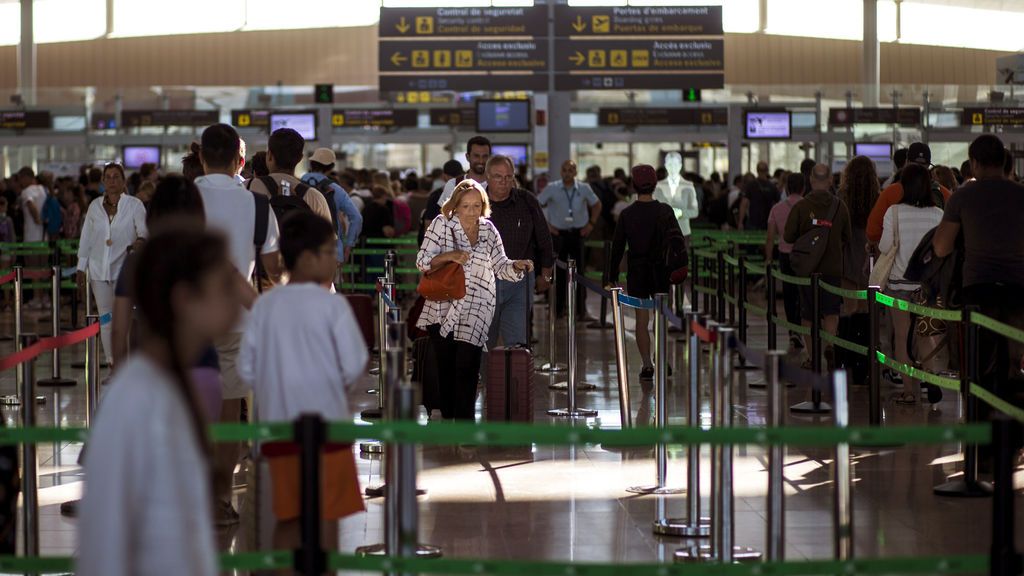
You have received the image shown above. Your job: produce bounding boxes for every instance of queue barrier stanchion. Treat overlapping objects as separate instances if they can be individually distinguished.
[726,249,736,326]
[867,285,882,426]
[655,309,711,538]
[368,252,396,378]
[2,267,25,406]
[294,413,326,576]
[738,256,748,345]
[587,239,612,330]
[550,260,596,392]
[20,333,40,562]
[934,304,993,498]
[609,288,632,430]
[361,277,390,421]
[832,370,853,560]
[38,264,76,468]
[537,263,566,374]
[71,269,92,370]
[791,273,831,415]
[85,315,100,428]
[547,260,597,418]
[689,242,699,315]
[990,417,1023,576]
[766,263,778,352]
[766,350,786,561]
[629,293,682,495]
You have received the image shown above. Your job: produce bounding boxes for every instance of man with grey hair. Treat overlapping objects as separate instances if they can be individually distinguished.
[485,154,554,347]
[783,163,852,372]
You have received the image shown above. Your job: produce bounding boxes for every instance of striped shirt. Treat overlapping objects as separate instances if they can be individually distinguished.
[416,215,524,348]
[879,204,943,290]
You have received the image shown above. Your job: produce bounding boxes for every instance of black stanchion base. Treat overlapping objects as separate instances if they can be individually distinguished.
[355,543,442,558]
[674,545,763,563]
[790,401,832,414]
[363,484,427,498]
[653,517,711,538]
[369,367,381,376]
[748,378,796,389]
[549,381,598,391]
[361,408,383,420]
[586,321,610,330]
[626,485,686,495]
[933,478,993,498]
[37,377,76,389]
[536,362,567,373]
[547,407,598,418]
[71,361,109,370]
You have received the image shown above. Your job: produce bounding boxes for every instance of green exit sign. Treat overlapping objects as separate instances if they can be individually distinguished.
[683,88,702,103]
[315,84,334,104]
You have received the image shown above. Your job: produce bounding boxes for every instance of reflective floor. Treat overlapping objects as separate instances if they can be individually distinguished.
[0,287,1019,575]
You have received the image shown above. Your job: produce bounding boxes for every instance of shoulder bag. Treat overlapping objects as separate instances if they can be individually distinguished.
[869,205,900,290]
[417,220,467,301]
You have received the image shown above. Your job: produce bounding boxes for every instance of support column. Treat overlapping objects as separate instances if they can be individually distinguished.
[727,104,744,181]
[862,0,880,108]
[759,0,768,33]
[18,0,36,106]
[106,0,115,36]
[548,92,572,176]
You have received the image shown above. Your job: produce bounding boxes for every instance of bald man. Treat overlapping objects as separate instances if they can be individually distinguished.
[538,160,602,317]
[783,163,852,372]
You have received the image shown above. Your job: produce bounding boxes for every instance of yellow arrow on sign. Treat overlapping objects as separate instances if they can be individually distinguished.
[572,15,587,33]
[569,51,585,66]
[395,17,410,34]
[390,52,407,67]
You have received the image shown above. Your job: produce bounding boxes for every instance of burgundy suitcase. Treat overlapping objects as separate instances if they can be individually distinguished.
[486,346,534,422]
[344,293,375,351]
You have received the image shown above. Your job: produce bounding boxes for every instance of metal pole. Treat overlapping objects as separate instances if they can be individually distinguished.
[702,253,710,313]
[689,243,698,314]
[538,264,566,372]
[362,278,390,421]
[718,327,735,563]
[989,418,1023,576]
[792,274,831,414]
[72,270,93,370]
[766,350,786,561]
[8,267,24,406]
[589,240,611,330]
[609,288,632,429]
[738,256,748,344]
[716,252,726,323]
[548,260,596,418]
[295,414,325,576]
[21,333,39,561]
[867,286,881,426]
[727,246,736,325]
[766,263,777,351]
[832,370,853,560]
[85,315,100,428]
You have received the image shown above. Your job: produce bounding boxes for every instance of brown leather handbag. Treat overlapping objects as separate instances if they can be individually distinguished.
[417,221,466,301]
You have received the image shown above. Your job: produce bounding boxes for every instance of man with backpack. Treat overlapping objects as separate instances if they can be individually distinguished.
[194,123,283,526]
[784,163,853,372]
[301,148,363,262]
[247,128,333,226]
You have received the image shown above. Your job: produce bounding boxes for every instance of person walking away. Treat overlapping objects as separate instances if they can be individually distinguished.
[934,135,1024,426]
[238,211,367,553]
[194,123,283,526]
[17,167,50,308]
[606,165,683,381]
[301,147,363,263]
[879,163,944,404]
[743,161,780,230]
[784,163,853,372]
[416,180,534,420]
[247,128,333,225]
[76,163,147,368]
[537,160,602,318]
[766,173,806,351]
[868,142,951,247]
[78,227,241,576]
[484,154,555,348]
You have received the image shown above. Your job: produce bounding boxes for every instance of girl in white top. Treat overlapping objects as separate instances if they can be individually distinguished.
[878,163,944,404]
[76,163,147,366]
[417,180,534,420]
[78,227,241,576]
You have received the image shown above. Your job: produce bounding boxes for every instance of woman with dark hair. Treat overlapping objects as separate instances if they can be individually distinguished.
[78,227,240,576]
[76,163,148,367]
[879,162,943,404]
[839,156,879,290]
[181,142,204,182]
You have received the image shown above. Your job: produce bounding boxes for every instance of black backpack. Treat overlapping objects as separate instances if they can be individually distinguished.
[308,177,342,235]
[250,176,313,292]
[789,197,840,276]
[654,204,688,284]
[256,175,314,225]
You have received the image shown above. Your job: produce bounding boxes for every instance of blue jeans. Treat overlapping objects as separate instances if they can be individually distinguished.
[487,274,535,349]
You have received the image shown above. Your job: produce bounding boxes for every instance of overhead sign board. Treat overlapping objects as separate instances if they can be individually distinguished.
[828,107,921,126]
[557,73,723,91]
[380,6,547,38]
[555,39,723,72]
[231,109,271,128]
[430,108,477,127]
[380,74,547,93]
[121,110,219,128]
[330,109,418,128]
[555,5,723,36]
[0,111,51,130]
[599,107,727,127]
[962,107,1024,127]
[380,40,548,73]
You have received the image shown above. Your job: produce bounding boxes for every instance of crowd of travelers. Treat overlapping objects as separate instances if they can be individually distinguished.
[1,126,1022,574]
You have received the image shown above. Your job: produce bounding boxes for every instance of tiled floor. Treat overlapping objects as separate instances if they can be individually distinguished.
[0,288,1018,575]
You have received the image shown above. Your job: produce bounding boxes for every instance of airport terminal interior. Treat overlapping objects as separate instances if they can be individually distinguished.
[2,0,1024,574]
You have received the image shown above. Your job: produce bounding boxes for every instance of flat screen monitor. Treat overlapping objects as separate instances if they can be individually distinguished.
[491,144,529,167]
[269,112,317,141]
[854,143,893,159]
[476,100,531,133]
[745,111,791,140]
[122,146,161,169]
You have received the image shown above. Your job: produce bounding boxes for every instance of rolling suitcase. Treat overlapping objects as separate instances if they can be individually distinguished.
[485,346,534,422]
[344,293,375,351]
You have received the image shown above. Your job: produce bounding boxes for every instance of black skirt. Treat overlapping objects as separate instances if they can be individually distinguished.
[626,259,669,300]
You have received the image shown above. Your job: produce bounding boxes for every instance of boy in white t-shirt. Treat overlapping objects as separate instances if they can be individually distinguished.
[237,210,367,551]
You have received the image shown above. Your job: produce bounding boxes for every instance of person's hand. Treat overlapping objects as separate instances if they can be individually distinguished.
[446,251,471,265]
[513,260,534,273]
[536,276,552,294]
[343,246,352,262]
[581,223,594,237]
[382,226,396,238]
[548,225,560,237]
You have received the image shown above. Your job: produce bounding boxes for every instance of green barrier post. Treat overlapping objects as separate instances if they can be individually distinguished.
[766,263,777,351]
[935,306,992,498]
[716,251,726,323]
[792,273,830,415]
[868,286,882,426]
[726,245,736,325]
[990,417,1023,576]
[738,255,748,345]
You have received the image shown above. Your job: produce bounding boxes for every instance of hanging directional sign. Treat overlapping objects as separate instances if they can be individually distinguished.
[555,39,723,72]
[380,6,547,38]
[380,40,548,73]
[828,107,921,126]
[0,111,51,130]
[599,107,727,127]
[122,110,219,128]
[555,5,723,37]
[330,109,418,128]
[430,108,477,127]
[231,109,271,128]
[961,107,1024,127]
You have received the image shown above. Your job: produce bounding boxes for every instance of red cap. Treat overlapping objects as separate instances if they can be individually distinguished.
[631,164,658,194]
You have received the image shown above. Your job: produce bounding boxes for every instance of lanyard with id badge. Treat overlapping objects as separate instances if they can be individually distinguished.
[563,184,578,226]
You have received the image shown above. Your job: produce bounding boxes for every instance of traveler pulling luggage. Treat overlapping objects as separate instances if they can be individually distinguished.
[485,345,535,422]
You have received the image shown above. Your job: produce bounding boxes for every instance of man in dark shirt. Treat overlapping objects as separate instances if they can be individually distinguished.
[784,163,853,371]
[485,154,554,348]
[744,161,780,230]
[934,134,1024,414]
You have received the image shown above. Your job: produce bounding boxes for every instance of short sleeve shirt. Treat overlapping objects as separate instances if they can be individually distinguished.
[942,178,1024,288]
[537,180,600,230]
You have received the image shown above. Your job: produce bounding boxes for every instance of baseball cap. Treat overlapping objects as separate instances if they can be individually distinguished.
[907,142,932,166]
[310,147,336,166]
[443,160,464,178]
[631,164,658,194]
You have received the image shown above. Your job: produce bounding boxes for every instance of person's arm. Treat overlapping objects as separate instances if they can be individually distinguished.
[333,300,370,390]
[110,296,132,370]
[488,224,530,281]
[737,197,750,231]
[932,221,960,258]
[866,186,895,243]
[132,199,148,240]
[878,208,894,254]
[581,186,602,237]
[260,208,283,285]
[528,195,556,293]
[236,311,258,389]
[783,203,802,244]
[416,218,465,273]
[334,185,363,251]
[236,272,258,310]
[76,204,94,286]
[681,183,700,220]
[24,195,41,225]
[764,215,776,263]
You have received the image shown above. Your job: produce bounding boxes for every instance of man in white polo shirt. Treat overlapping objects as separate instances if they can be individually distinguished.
[195,123,283,526]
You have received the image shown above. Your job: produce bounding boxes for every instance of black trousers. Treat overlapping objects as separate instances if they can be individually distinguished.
[428,326,483,420]
[778,253,802,335]
[553,229,587,317]
[963,283,1024,421]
